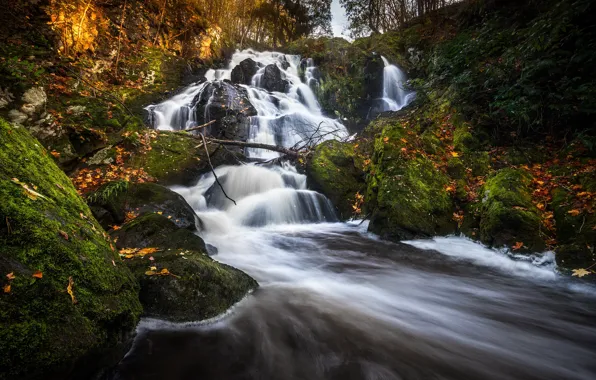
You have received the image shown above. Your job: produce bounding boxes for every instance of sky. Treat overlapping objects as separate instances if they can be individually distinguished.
[330,0,350,39]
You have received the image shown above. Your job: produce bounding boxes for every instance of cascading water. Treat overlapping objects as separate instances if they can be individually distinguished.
[380,56,416,111]
[113,50,596,380]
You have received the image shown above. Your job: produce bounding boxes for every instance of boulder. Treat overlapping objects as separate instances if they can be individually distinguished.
[365,116,456,240]
[88,182,198,231]
[0,119,142,380]
[125,248,258,322]
[111,213,206,252]
[230,58,258,85]
[258,64,288,93]
[307,140,366,220]
[363,54,385,101]
[478,168,545,251]
[126,130,242,187]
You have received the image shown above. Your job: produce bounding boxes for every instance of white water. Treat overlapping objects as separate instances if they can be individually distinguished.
[380,56,416,111]
[114,50,596,380]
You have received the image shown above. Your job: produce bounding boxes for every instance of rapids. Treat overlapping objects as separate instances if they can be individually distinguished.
[112,50,596,380]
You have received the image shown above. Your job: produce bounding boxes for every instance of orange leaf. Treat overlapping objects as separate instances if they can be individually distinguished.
[32,270,43,279]
[3,284,11,293]
[512,242,524,251]
[6,272,15,280]
[567,209,581,217]
[111,225,121,231]
[50,150,61,158]
[383,136,389,143]
[138,247,159,256]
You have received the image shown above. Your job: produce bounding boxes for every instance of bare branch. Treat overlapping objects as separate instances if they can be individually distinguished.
[199,133,237,206]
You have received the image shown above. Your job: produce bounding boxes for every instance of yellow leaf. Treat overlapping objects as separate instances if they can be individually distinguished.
[400,138,408,143]
[571,268,591,278]
[157,211,163,215]
[32,270,43,279]
[6,272,15,280]
[150,266,157,271]
[450,152,460,157]
[67,276,77,304]
[159,268,170,275]
[137,247,159,256]
[145,270,156,276]
[3,284,10,293]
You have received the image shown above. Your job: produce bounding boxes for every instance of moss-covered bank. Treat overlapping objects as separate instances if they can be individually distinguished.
[0,118,142,379]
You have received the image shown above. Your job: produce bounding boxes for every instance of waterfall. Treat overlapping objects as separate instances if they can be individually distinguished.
[151,49,347,227]
[380,56,416,112]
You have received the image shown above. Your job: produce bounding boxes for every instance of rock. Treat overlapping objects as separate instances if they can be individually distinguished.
[126,130,243,186]
[258,64,288,93]
[21,87,47,115]
[126,248,258,322]
[307,140,366,220]
[363,54,385,100]
[112,213,206,252]
[0,119,141,379]
[478,168,545,251]
[365,116,456,240]
[230,58,258,85]
[88,182,198,231]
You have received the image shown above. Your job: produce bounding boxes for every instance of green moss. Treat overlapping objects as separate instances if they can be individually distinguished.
[0,119,141,379]
[463,151,491,177]
[453,124,479,152]
[307,140,365,219]
[479,168,545,250]
[366,117,456,240]
[446,157,466,179]
[126,248,257,322]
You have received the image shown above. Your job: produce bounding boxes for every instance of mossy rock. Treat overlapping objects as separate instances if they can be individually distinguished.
[88,182,198,231]
[306,140,365,219]
[112,213,206,252]
[453,124,480,152]
[0,119,142,379]
[462,151,491,177]
[478,168,545,251]
[551,188,596,269]
[126,131,241,187]
[126,249,257,322]
[366,117,456,240]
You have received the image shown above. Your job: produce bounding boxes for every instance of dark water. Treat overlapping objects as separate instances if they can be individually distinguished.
[110,222,596,380]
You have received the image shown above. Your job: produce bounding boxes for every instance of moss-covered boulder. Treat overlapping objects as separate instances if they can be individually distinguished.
[307,140,365,219]
[0,119,142,379]
[88,182,198,231]
[126,249,257,322]
[127,131,242,187]
[112,213,206,252]
[366,117,456,240]
[478,168,545,251]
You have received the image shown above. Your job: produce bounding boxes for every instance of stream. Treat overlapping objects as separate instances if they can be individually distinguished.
[111,50,596,380]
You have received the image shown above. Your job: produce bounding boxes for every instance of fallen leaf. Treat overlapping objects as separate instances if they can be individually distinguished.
[567,209,581,217]
[145,270,156,276]
[512,242,524,251]
[59,230,69,240]
[6,272,15,280]
[32,270,43,279]
[50,150,61,158]
[450,152,460,157]
[67,276,77,304]
[571,268,591,278]
[159,268,170,275]
[111,225,121,231]
[138,247,159,256]
[383,136,389,143]
[150,266,157,271]
[149,256,155,261]
[112,260,116,267]
[3,284,10,293]
[157,211,163,215]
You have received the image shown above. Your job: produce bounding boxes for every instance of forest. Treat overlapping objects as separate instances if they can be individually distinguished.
[1,0,595,379]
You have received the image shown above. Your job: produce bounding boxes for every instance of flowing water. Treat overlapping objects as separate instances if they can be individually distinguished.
[114,50,596,380]
[380,56,416,112]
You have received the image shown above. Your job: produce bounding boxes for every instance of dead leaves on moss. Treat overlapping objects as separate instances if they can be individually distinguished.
[119,247,160,259]
[11,178,49,201]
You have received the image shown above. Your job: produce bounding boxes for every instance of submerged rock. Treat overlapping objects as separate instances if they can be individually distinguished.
[88,182,199,231]
[230,58,258,85]
[307,140,366,220]
[0,119,141,379]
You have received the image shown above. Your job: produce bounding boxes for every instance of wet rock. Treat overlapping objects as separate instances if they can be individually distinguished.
[126,248,258,322]
[478,168,545,251]
[259,64,288,93]
[0,119,141,379]
[230,58,258,85]
[307,140,366,220]
[112,213,206,252]
[363,54,385,100]
[88,182,198,231]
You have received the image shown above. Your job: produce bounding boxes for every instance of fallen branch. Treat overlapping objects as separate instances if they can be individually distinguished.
[199,133,236,205]
[185,120,216,133]
[204,137,301,158]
